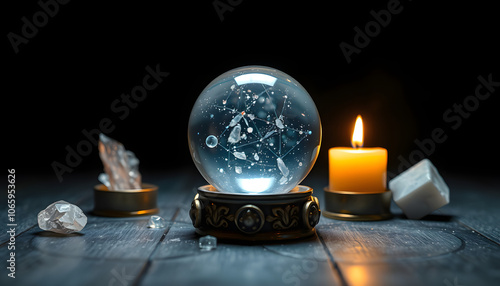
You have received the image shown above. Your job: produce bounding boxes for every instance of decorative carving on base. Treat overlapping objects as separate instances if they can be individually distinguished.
[205,203,234,228]
[266,205,300,230]
[189,185,321,241]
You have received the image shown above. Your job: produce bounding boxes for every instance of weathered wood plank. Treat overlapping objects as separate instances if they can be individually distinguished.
[2,169,499,286]
[317,219,500,286]
[137,169,341,286]
[139,222,341,286]
[0,173,94,243]
[1,222,163,285]
[0,171,191,286]
[440,174,500,244]
[307,172,500,286]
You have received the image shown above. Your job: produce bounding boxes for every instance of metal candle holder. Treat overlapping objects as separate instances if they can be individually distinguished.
[93,183,159,217]
[322,188,392,221]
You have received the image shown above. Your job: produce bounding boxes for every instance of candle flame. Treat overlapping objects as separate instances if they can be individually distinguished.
[351,115,363,148]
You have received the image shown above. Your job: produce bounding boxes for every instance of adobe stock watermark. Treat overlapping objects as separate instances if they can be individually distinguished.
[389,73,499,177]
[7,0,71,54]
[281,246,326,286]
[339,0,409,64]
[443,276,464,286]
[212,0,243,22]
[51,64,169,182]
[6,169,17,279]
[282,259,319,286]
[108,266,134,286]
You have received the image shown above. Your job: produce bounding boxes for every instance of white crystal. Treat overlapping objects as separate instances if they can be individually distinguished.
[38,200,87,234]
[262,130,276,140]
[98,134,142,190]
[389,159,450,219]
[148,215,165,228]
[279,176,288,185]
[229,113,243,127]
[276,157,289,177]
[199,235,217,251]
[228,124,242,144]
[275,117,284,129]
[233,151,247,160]
[235,166,242,174]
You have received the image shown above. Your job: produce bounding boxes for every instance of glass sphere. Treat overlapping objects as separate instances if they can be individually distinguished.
[188,66,321,194]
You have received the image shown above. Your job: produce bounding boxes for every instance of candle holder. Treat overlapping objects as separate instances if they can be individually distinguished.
[325,115,392,221]
[93,183,159,217]
[189,185,321,241]
[322,188,392,221]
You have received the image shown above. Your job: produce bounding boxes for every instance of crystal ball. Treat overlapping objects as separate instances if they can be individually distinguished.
[188,66,321,194]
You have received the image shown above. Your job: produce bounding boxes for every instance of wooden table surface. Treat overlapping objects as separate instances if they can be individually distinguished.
[2,169,499,286]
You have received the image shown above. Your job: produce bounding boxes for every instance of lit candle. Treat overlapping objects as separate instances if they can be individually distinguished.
[329,115,387,193]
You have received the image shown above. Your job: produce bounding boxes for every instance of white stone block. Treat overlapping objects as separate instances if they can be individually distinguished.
[389,159,450,219]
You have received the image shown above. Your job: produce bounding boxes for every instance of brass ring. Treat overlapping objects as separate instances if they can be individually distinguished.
[93,183,158,217]
[189,194,202,228]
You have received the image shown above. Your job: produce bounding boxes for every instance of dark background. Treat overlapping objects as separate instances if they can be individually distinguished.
[4,0,500,185]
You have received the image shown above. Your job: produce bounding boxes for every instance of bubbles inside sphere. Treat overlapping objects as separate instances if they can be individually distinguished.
[205,135,218,148]
[188,66,321,194]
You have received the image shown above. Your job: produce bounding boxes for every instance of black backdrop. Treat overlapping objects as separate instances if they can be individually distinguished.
[4,0,500,184]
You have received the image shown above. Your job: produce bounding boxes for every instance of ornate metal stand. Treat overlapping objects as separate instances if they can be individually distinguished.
[189,185,321,241]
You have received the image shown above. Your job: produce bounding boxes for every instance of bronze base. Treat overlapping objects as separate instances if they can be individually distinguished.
[94,183,159,217]
[322,188,392,221]
[189,185,321,241]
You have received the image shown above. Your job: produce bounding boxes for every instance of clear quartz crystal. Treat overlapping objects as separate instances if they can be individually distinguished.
[148,215,166,228]
[188,66,321,194]
[199,235,217,251]
[37,200,87,234]
[98,134,142,190]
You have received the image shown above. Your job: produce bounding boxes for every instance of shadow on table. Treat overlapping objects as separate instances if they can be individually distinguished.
[392,213,455,222]
[33,231,85,237]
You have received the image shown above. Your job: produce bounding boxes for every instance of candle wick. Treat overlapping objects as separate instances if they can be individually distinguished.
[352,143,362,149]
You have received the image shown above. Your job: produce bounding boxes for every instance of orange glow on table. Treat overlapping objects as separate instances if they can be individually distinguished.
[329,115,387,193]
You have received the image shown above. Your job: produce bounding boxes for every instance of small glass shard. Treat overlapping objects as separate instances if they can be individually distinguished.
[199,235,217,251]
[229,113,243,127]
[148,215,166,228]
[275,117,284,129]
[262,130,276,140]
[277,157,289,177]
[235,166,242,174]
[233,151,247,160]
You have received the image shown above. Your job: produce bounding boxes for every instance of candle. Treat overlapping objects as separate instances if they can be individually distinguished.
[329,115,387,193]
